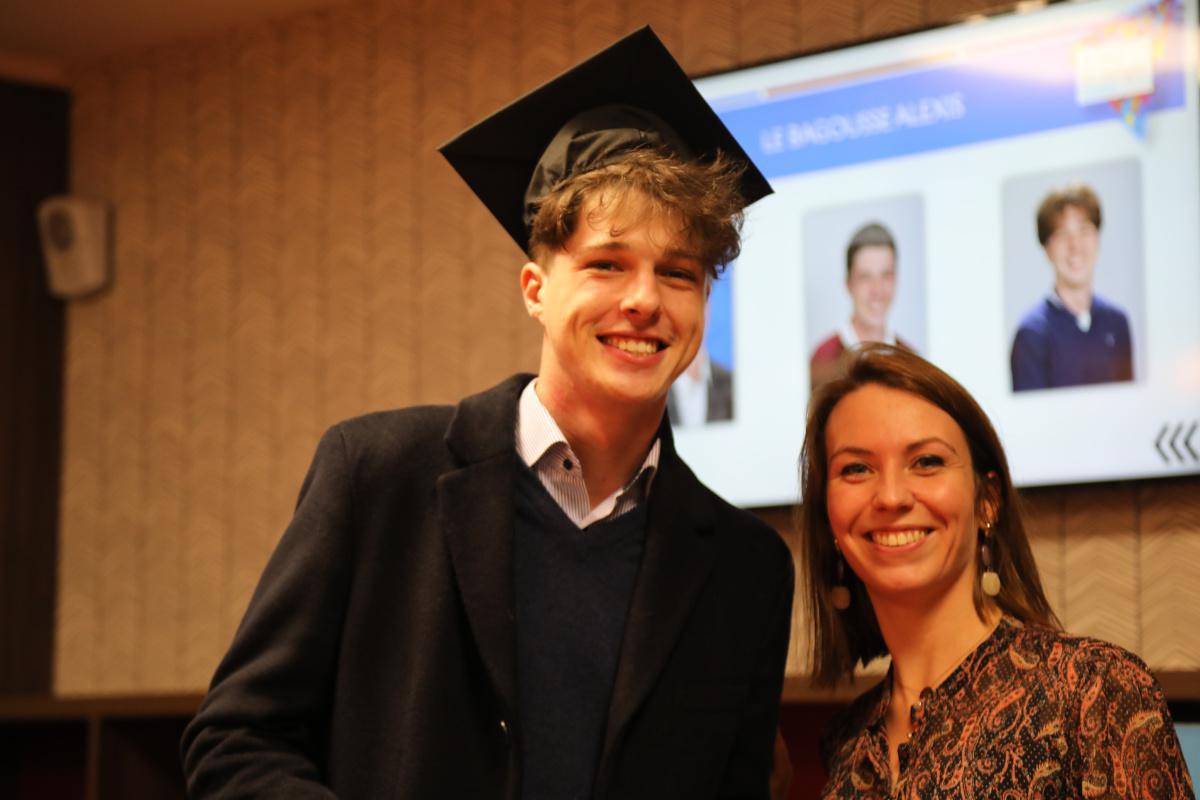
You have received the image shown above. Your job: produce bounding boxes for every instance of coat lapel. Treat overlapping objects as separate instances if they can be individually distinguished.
[598,442,718,765]
[438,379,719,766]
[438,374,532,718]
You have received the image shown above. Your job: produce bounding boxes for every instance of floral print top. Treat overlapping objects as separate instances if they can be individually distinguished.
[821,617,1195,799]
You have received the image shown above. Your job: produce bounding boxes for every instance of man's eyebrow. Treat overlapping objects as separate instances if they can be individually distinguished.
[574,242,703,263]
[663,248,703,263]
[577,241,631,255]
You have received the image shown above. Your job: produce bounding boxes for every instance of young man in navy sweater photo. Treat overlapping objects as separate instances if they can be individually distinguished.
[1010,183,1134,392]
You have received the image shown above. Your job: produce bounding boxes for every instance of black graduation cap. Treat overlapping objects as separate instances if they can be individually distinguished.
[438,26,773,256]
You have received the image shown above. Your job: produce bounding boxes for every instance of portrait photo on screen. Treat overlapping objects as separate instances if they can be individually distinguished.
[668,276,734,428]
[803,193,927,391]
[1003,157,1146,394]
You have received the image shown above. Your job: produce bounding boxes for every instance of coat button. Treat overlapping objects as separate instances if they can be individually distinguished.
[499,719,510,744]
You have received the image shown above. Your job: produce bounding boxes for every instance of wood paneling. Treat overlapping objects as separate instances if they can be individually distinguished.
[1141,480,1200,669]
[861,0,924,40]
[798,0,862,54]
[55,0,1200,695]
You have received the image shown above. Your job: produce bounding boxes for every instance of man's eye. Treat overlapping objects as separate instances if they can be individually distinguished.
[659,264,704,284]
[588,260,618,271]
[663,268,698,282]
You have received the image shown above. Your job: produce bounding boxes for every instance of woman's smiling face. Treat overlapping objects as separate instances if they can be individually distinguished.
[824,383,989,608]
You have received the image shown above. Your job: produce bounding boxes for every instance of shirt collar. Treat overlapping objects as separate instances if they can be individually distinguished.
[840,320,897,349]
[1046,290,1092,332]
[515,379,660,495]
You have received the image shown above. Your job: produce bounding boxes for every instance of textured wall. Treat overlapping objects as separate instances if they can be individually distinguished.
[56,0,1200,695]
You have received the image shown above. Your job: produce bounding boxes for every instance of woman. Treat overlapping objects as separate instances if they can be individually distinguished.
[800,343,1193,798]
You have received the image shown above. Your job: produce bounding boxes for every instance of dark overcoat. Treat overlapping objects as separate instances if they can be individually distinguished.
[181,374,794,799]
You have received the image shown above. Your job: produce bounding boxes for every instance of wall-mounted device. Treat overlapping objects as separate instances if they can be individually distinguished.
[37,195,110,299]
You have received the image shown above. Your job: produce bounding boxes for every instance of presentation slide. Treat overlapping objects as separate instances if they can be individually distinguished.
[670,0,1200,507]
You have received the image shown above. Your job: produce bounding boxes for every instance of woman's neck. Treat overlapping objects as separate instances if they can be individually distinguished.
[875,593,999,699]
[874,596,1000,787]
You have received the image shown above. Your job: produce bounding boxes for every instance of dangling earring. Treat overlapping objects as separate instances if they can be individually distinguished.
[831,553,851,610]
[980,522,1001,597]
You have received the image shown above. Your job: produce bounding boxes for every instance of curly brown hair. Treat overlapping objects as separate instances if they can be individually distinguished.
[1036,183,1102,246]
[527,147,746,278]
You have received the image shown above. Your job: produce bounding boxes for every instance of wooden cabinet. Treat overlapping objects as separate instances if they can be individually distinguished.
[0,695,200,800]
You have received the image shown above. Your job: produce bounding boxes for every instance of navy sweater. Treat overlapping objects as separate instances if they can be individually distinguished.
[1010,293,1133,391]
[513,463,647,800]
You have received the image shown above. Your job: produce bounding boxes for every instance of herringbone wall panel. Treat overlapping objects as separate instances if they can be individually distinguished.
[56,0,1200,694]
[1141,480,1200,669]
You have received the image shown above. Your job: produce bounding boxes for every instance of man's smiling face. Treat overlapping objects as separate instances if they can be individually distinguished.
[846,244,897,334]
[522,190,708,413]
[1044,204,1100,295]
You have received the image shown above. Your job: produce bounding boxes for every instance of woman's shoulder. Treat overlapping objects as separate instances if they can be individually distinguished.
[1001,621,1193,796]
[1001,618,1161,693]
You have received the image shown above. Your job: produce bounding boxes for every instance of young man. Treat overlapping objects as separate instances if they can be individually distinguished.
[181,28,793,800]
[1010,183,1133,391]
[668,342,734,427]
[809,222,915,391]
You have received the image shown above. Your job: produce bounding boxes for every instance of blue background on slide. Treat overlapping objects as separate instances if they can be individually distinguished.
[706,273,733,370]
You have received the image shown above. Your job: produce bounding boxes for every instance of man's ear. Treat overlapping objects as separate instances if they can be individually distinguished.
[520,261,546,321]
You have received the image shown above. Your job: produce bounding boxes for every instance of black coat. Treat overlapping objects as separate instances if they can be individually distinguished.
[181,374,794,799]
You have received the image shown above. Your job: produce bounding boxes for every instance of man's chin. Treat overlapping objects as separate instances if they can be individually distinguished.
[1057,276,1094,293]
[597,379,671,411]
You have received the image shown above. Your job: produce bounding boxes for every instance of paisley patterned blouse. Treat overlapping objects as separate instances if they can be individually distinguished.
[821,617,1195,799]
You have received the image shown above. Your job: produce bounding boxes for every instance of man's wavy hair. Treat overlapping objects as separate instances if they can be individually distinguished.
[1036,183,1101,246]
[527,147,746,279]
[798,343,1060,687]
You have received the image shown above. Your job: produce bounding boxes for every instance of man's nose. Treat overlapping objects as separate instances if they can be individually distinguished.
[620,268,662,322]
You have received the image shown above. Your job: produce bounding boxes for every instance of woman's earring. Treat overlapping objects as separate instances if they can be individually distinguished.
[980,523,1001,597]
[831,554,851,611]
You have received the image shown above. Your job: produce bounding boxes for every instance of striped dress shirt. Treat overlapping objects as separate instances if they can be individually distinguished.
[515,379,659,529]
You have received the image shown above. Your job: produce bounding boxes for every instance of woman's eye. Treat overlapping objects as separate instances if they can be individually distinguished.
[913,455,945,470]
[838,462,869,477]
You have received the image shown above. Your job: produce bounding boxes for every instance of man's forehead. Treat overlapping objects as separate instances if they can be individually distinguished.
[571,190,700,258]
[850,244,896,272]
[1054,205,1096,227]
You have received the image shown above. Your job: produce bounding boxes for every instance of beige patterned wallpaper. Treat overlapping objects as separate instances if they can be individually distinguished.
[56,0,1200,695]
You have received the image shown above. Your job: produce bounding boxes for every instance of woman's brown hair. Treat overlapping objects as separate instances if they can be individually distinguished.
[798,343,1060,686]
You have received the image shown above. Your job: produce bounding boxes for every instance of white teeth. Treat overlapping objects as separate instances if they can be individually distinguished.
[604,337,659,355]
[872,529,928,547]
